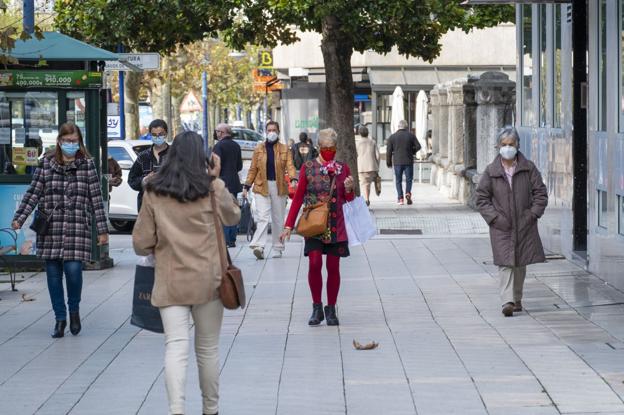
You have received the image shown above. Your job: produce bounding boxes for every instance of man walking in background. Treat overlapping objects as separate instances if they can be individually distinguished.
[213,123,243,248]
[386,119,420,205]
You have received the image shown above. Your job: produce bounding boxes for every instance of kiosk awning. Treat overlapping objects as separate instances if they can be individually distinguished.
[6,32,120,61]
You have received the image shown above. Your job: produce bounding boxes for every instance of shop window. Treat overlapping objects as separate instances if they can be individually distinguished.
[521,5,535,126]
[0,92,59,176]
[598,0,608,131]
[598,189,608,229]
[539,5,548,127]
[619,195,624,235]
[553,5,563,128]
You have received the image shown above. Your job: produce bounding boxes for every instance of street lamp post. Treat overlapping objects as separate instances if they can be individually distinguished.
[202,70,209,154]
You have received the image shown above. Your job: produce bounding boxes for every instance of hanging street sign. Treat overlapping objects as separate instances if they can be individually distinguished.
[104,53,161,71]
[0,70,102,89]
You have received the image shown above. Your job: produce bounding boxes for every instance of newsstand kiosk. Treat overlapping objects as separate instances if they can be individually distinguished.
[0,32,120,280]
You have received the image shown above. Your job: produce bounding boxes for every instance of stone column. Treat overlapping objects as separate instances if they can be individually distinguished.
[429,88,440,185]
[474,72,515,175]
[436,87,449,190]
[446,81,466,199]
[463,78,478,171]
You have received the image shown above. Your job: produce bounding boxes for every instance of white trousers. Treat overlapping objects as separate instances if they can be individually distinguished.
[250,181,287,251]
[499,266,527,306]
[159,299,224,415]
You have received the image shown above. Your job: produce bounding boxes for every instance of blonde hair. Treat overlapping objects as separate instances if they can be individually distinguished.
[318,128,338,146]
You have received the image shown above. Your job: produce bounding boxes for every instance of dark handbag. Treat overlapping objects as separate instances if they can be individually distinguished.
[211,190,246,310]
[238,197,256,242]
[29,203,60,235]
[130,264,164,333]
[374,172,382,196]
[296,177,335,238]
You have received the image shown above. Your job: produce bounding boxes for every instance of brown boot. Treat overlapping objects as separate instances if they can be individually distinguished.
[514,301,522,312]
[502,302,514,317]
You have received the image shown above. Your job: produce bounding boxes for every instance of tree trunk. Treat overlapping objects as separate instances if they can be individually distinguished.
[124,71,141,140]
[171,94,182,137]
[320,15,359,194]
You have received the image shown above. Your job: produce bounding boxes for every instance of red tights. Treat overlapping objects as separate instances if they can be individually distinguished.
[308,251,341,306]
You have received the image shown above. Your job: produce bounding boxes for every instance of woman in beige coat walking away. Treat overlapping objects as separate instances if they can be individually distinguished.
[355,125,380,206]
[133,131,240,415]
[475,127,548,317]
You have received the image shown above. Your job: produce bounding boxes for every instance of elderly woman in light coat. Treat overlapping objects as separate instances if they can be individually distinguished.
[475,127,548,317]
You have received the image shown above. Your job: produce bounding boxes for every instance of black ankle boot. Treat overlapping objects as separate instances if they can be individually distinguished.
[308,303,324,326]
[70,312,81,335]
[324,305,339,326]
[52,320,66,338]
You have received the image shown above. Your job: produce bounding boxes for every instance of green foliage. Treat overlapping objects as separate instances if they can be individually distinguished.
[0,6,46,65]
[218,0,514,62]
[53,0,220,53]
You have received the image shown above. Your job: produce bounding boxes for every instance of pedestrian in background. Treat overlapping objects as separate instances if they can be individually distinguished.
[12,122,109,338]
[133,131,240,415]
[292,131,318,171]
[355,125,380,206]
[475,126,548,317]
[107,155,122,193]
[386,119,420,205]
[128,119,170,212]
[243,121,296,259]
[280,128,355,326]
[213,123,243,248]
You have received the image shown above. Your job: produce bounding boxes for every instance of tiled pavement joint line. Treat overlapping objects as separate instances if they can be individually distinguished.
[136,364,165,415]
[64,322,142,415]
[0,266,136,387]
[425,240,562,414]
[33,316,136,415]
[219,247,271,375]
[534,273,624,344]
[274,242,304,415]
[337,318,349,415]
[394,240,491,414]
[0,256,134,346]
[362,243,419,414]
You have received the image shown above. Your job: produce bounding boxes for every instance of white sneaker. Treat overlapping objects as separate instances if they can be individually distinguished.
[272,251,283,258]
[253,247,264,260]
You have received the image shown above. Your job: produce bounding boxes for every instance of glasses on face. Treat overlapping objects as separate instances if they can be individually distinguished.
[60,137,79,144]
[150,133,167,138]
[321,146,336,153]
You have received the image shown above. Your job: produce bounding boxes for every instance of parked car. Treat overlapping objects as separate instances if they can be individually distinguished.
[231,127,264,159]
[107,139,152,232]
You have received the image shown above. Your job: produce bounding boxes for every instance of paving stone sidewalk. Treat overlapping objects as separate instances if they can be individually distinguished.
[1,183,624,415]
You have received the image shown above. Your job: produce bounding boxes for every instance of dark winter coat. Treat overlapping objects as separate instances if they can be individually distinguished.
[128,145,169,211]
[475,152,548,267]
[386,129,421,167]
[13,154,108,262]
[212,135,243,195]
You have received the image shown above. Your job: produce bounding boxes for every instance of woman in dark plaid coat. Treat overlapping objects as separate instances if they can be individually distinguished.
[12,123,109,338]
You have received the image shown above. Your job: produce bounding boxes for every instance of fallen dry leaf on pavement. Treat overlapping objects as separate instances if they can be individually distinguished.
[21,294,35,302]
[353,339,379,350]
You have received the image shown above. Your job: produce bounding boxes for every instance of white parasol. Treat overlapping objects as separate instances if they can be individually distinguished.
[390,86,404,134]
[415,90,429,160]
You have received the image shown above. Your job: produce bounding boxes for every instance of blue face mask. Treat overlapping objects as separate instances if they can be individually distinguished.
[60,142,80,157]
[151,135,166,146]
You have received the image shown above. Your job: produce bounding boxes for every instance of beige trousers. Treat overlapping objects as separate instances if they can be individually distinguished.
[499,265,527,306]
[159,299,224,415]
[250,181,287,251]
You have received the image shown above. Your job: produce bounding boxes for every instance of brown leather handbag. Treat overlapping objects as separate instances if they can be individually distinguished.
[296,177,335,238]
[211,191,246,310]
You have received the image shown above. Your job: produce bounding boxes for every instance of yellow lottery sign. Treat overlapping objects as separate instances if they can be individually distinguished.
[13,147,39,166]
[258,51,273,70]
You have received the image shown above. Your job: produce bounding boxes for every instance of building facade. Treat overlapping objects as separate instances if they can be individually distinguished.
[514,0,624,289]
[272,26,516,146]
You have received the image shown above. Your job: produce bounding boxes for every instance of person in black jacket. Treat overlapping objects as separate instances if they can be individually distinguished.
[128,119,170,212]
[386,120,421,205]
[291,132,318,171]
[213,123,243,247]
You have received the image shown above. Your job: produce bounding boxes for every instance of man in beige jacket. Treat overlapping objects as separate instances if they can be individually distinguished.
[355,125,380,206]
[243,121,297,259]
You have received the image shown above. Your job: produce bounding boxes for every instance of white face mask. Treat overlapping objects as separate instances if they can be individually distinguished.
[266,132,279,143]
[499,145,517,160]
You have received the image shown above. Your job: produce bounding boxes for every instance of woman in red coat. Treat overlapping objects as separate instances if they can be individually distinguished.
[280,128,355,326]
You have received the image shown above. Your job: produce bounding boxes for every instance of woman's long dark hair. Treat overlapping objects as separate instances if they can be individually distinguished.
[145,131,213,202]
